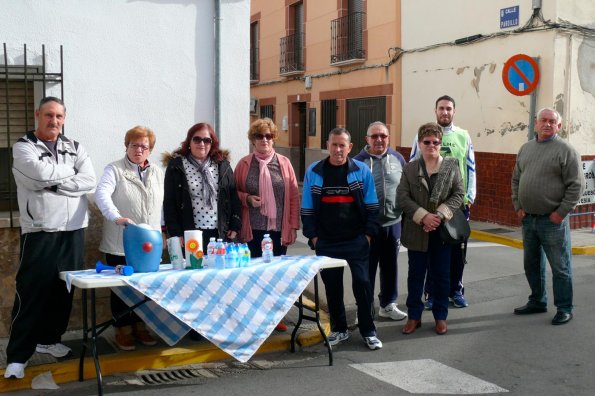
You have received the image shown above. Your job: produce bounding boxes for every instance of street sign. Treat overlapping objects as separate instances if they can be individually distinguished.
[502,54,540,96]
[500,6,519,29]
[579,160,595,205]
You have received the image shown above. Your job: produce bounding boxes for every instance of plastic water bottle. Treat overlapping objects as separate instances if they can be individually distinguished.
[205,237,216,266]
[214,238,226,269]
[226,243,239,268]
[261,234,273,263]
[240,243,251,267]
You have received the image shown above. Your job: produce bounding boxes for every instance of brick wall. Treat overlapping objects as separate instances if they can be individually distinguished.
[473,152,517,226]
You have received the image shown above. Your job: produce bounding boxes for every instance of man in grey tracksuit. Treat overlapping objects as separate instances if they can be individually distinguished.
[354,121,407,321]
[4,97,96,380]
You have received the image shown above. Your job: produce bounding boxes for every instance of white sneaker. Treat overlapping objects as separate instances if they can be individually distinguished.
[36,343,71,358]
[4,362,27,379]
[363,335,383,350]
[378,303,408,321]
[327,331,350,346]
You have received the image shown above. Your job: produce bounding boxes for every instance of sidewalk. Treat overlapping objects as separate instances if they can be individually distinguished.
[1,221,593,392]
[469,220,595,255]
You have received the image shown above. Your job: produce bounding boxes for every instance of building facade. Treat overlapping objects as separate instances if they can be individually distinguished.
[250,0,402,180]
[400,0,595,227]
[251,0,595,226]
[0,0,250,337]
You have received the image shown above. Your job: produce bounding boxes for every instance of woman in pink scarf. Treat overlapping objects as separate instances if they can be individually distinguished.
[234,118,300,331]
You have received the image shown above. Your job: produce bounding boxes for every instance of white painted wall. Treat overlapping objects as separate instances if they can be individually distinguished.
[219,0,251,166]
[401,0,595,155]
[0,0,249,174]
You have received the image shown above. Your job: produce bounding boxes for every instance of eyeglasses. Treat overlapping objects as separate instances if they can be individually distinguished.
[192,136,213,145]
[422,140,441,146]
[254,133,274,141]
[368,134,388,140]
[128,143,150,152]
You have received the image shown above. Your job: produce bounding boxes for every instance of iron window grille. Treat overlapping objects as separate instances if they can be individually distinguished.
[330,12,366,65]
[279,33,304,75]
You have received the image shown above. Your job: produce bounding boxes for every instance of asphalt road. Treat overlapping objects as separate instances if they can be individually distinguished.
[7,241,595,395]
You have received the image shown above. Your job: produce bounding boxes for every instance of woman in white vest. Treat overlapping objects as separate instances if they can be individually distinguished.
[95,126,164,351]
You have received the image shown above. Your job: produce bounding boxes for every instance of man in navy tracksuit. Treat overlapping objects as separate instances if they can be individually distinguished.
[354,121,407,322]
[301,128,382,350]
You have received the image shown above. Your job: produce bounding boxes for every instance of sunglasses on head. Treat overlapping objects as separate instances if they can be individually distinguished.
[422,140,441,146]
[192,136,213,144]
[254,133,274,141]
[368,134,388,140]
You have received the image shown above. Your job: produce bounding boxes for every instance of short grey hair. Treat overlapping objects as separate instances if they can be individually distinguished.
[328,127,351,142]
[366,121,388,136]
[39,96,66,113]
[536,107,562,123]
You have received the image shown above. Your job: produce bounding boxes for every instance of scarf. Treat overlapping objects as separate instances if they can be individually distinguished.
[420,156,458,213]
[186,155,217,209]
[253,149,277,230]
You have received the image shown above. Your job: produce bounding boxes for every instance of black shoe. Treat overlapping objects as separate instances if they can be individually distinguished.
[514,304,547,315]
[552,312,573,325]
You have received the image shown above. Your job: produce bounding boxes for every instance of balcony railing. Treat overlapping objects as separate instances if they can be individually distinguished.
[279,33,304,76]
[331,12,366,65]
[250,46,259,82]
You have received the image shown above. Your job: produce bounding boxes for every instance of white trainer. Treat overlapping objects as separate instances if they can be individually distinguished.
[378,303,408,321]
[363,335,383,350]
[4,362,27,379]
[36,343,71,358]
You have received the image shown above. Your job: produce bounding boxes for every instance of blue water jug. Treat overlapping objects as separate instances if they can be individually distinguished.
[123,223,162,272]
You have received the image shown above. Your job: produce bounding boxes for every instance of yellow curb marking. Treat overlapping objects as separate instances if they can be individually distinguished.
[1,296,330,393]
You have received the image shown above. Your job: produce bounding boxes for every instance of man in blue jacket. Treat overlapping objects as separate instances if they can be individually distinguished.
[301,128,382,350]
[354,121,407,322]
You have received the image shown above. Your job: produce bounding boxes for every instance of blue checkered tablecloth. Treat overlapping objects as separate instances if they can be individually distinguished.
[65,255,323,362]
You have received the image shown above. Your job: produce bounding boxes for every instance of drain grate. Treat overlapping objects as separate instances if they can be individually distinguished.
[132,362,265,386]
[138,368,205,385]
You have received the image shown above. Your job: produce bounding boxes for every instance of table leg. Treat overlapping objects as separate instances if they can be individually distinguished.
[90,289,104,396]
[79,289,87,381]
[291,274,333,366]
[313,275,333,366]
[290,294,304,352]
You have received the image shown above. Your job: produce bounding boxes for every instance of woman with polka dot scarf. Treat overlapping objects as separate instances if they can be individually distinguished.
[163,122,242,254]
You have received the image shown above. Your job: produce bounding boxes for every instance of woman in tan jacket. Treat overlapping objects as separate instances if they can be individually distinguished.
[397,122,464,336]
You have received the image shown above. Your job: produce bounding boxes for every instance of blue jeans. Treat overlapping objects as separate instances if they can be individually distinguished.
[522,214,573,313]
[425,205,469,298]
[406,231,451,321]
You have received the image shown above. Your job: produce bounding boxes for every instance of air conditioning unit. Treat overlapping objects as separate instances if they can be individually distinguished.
[250,97,258,114]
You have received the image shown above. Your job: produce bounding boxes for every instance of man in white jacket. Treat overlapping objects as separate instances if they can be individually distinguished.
[5,97,96,379]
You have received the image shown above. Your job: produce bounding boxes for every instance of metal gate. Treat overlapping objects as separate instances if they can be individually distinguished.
[1,43,64,226]
[346,96,386,155]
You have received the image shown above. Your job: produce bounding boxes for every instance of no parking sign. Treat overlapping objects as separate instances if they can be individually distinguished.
[502,54,540,96]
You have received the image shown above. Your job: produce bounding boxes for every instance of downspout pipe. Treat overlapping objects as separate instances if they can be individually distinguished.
[214,0,221,137]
